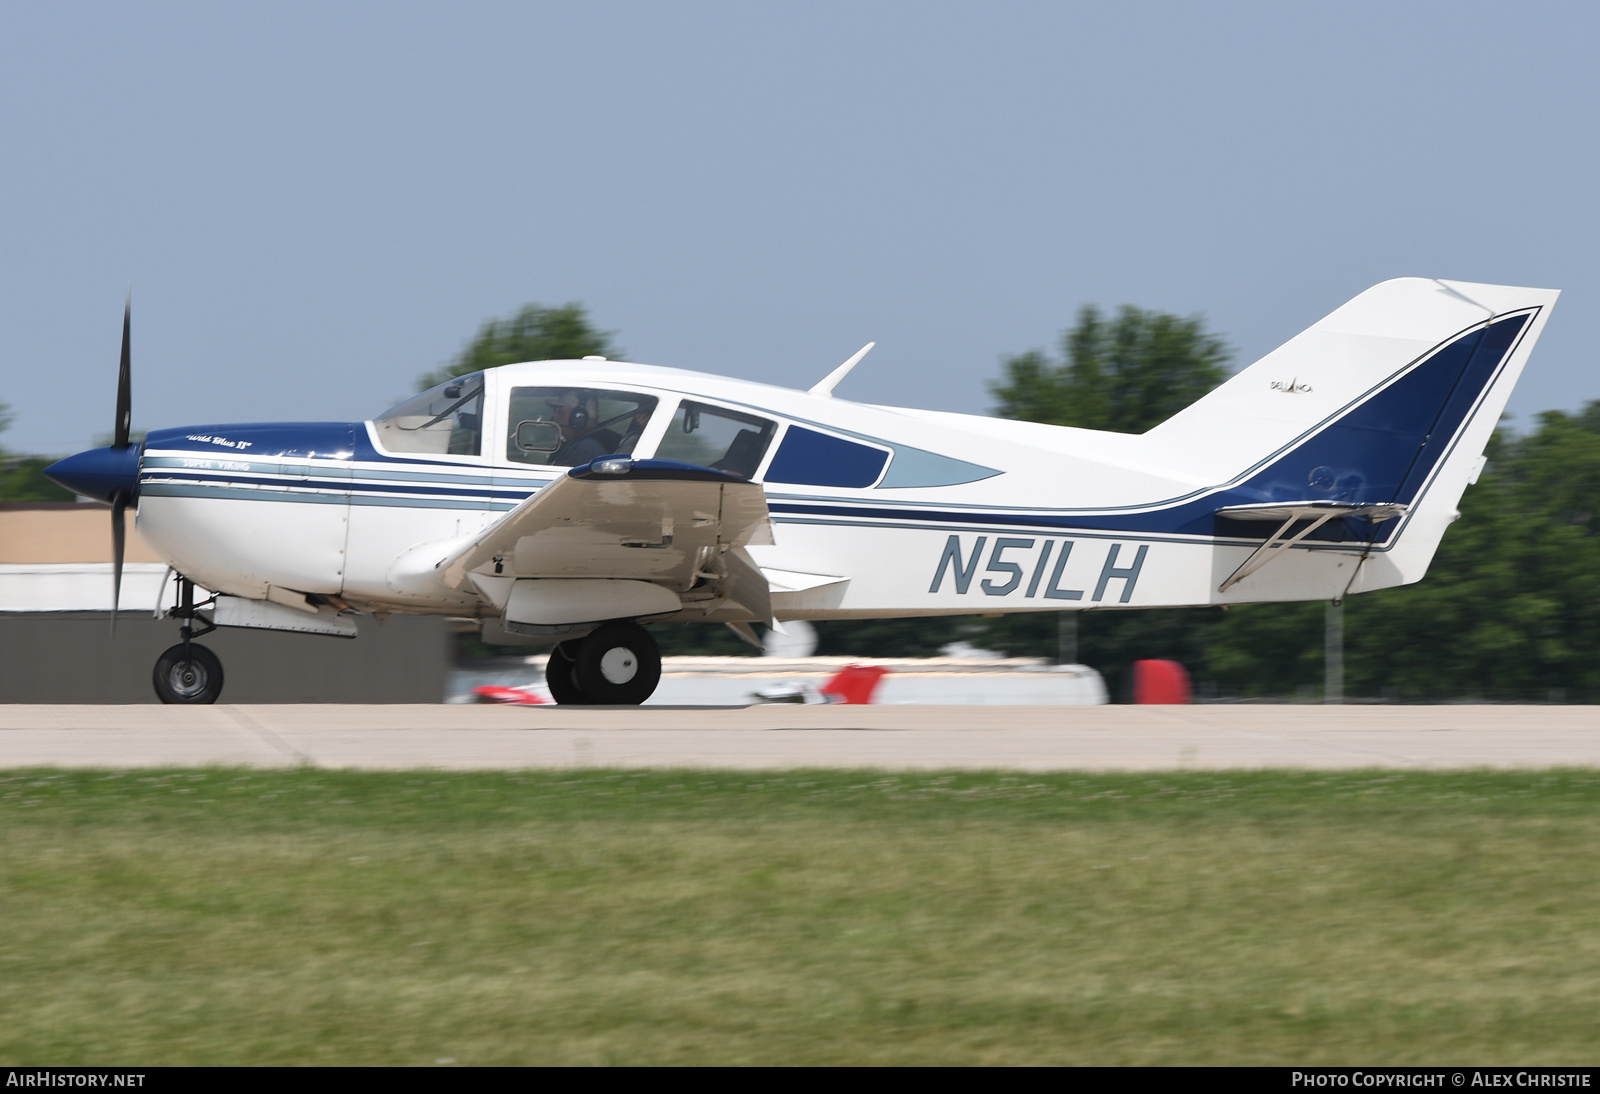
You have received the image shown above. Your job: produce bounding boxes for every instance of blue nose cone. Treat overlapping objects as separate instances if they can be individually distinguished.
[44,445,142,504]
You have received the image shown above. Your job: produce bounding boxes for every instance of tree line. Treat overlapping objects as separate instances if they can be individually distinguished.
[0,401,76,502]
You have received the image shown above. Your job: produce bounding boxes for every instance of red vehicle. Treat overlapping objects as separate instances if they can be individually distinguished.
[473,683,553,705]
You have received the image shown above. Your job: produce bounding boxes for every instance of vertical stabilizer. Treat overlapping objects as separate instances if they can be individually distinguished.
[1146,278,1558,590]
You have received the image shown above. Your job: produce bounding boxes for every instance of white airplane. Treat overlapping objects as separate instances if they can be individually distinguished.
[46,277,1556,705]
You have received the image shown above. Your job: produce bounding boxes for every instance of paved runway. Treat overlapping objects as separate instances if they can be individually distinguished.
[1,703,1597,770]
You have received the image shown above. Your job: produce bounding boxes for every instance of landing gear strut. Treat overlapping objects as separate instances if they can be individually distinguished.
[544,621,661,705]
[153,576,224,705]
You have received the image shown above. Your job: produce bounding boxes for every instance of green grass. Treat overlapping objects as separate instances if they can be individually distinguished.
[2,768,1598,1065]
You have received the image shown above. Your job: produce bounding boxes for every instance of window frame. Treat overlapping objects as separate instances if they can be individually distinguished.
[497,383,664,469]
[646,396,781,480]
[760,421,893,490]
[365,369,500,465]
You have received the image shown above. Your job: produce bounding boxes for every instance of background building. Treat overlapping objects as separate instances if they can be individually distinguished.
[0,502,450,703]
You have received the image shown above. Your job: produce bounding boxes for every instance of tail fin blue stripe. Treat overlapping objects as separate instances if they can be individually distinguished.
[1209,312,1528,543]
[1229,313,1527,513]
[1389,316,1525,505]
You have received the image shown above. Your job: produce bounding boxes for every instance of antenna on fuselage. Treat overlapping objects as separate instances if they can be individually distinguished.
[808,342,875,398]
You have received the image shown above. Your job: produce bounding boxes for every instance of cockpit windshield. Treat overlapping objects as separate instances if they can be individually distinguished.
[506,387,659,467]
[372,373,485,456]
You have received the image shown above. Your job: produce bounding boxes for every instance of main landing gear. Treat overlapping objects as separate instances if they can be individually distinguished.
[153,576,224,705]
[544,621,662,705]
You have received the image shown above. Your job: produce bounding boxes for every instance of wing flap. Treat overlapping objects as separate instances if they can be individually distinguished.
[715,546,772,625]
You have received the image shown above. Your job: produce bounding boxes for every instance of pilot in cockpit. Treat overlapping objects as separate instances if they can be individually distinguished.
[549,390,621,466]
[506,386,658,467]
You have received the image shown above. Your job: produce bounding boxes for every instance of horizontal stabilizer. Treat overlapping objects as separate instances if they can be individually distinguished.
[1216,501,1411,594]
[1216,501,1408,523]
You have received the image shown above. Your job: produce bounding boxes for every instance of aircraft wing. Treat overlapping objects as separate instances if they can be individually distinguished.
[438,457,776,622]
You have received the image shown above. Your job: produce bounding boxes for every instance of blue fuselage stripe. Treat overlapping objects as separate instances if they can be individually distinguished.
[141,470,541,502]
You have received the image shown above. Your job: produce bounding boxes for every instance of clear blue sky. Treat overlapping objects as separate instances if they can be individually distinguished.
[2,1,1595,454]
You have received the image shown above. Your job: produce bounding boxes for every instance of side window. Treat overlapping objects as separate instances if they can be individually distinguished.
[505,387,659,467]
[654,402,775,478]
[371,373,484,456]
[765,426,890,488]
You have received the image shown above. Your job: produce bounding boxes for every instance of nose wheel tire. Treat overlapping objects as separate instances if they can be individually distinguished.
[572,622,661,705]
[153,643,225,705]
[544,641,591,705]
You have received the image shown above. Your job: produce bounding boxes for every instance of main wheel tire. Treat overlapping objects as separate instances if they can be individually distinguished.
[573,621,661,705]
[544,642,590,705]
[153,643,225,705]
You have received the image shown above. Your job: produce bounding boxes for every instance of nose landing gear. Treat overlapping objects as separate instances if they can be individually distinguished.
[542,620,661,705]
[153,576,224,705]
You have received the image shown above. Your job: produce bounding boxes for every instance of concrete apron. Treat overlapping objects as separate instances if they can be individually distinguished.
[0,703,1595,770]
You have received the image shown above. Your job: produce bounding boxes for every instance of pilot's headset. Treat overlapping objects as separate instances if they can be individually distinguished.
[569,391,598,432]
[548,391,593,431]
